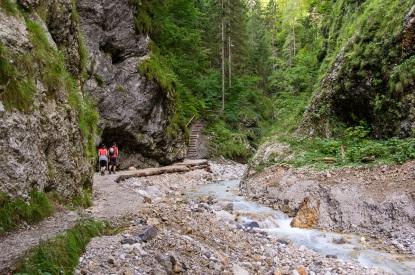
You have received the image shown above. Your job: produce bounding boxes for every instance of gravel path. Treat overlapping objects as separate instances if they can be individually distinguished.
[86,171,145,221]
[0,169,141,273]
[0,210,80,273]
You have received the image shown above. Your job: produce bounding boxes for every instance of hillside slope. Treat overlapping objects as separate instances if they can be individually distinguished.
[300,0,415,138]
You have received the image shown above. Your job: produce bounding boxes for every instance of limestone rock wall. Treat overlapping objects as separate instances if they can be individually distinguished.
[0,1,91,198]
[77,0,186,168]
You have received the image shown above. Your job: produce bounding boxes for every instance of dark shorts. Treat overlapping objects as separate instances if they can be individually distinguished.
[109,157,117,166]
[99,159,107,167]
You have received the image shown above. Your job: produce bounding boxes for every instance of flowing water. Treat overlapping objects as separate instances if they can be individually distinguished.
[189,180,415,275]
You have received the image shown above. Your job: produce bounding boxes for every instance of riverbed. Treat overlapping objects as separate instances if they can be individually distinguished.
[189,179,415,275]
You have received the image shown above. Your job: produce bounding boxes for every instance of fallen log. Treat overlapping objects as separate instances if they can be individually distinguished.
[176,159,209,167]
[116,161,210,182]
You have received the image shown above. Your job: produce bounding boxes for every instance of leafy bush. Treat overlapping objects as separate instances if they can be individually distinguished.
[208,121,253,162]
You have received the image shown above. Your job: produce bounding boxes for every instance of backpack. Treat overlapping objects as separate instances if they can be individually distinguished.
[109,147,115,156]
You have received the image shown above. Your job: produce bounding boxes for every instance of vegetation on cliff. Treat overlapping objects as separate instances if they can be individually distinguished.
[252,0,415,168]
[131,0,273,161]
[132,0,415,165]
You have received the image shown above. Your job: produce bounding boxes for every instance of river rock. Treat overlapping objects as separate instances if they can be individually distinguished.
[120,237,138,245]
[332,237,347,244]
[224,203,234,212]
[156,254,180,274]
[232,264,250,275]
[138,226,158,242]
[290,198,320,229]
[244,221,260,229]
[296,265,308,275]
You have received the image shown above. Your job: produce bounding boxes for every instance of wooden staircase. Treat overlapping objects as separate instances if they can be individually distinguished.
[186,121,204,159]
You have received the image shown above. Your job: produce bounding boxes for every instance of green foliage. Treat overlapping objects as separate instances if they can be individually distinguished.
[0,43,36,111]
[130,0,275,161]
[138,48,177,98]
[266,91,310,135]
[49,188,93,210]
[313,0,414,133]
[256,0,415,170]
[26,19,71,96]
[265,127,415,169]
[0,191,54,235]
[26,18,99,160]
[69,89,99,159]
[70,189,93,209]
[15,219,110,275]
[0,0,19,15]
[208,120,253,162]
[388,56,415,95]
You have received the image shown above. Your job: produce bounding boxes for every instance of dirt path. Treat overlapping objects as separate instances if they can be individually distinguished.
[86,171,144,221]
[0,169,141,273]
[0,210,80,273]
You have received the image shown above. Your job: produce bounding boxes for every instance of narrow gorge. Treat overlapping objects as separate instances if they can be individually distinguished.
[0,0,414,274]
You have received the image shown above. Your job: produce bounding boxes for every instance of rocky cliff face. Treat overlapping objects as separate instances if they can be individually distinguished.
[77,0,186,168]
[299,3,415,138]
[0,0,187,197]
[0,0,92,198]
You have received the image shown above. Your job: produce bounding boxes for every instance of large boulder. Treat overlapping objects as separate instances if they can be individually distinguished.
[77,0,186,168]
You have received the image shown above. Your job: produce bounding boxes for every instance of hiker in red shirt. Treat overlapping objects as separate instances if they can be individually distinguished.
[108,142,119,174]
[98,144,108,175]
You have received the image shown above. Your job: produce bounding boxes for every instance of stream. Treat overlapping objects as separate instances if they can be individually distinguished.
[189,179,415,275]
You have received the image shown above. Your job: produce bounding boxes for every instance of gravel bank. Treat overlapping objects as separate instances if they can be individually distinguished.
[241,162,415,255]
[76,161,385,274]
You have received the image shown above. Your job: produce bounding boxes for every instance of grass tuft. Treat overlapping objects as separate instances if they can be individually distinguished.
[138,46,177,98]
[0,191,54,235]
[0,0,19,15]
[15,219,110,275]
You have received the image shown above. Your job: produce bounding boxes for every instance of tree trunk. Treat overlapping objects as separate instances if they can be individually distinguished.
[292,23,296,57]
[221,0,225,113]
[228,20,232,88]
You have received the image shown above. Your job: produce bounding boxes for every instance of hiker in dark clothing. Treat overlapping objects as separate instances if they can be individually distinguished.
[108,143,119,174]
